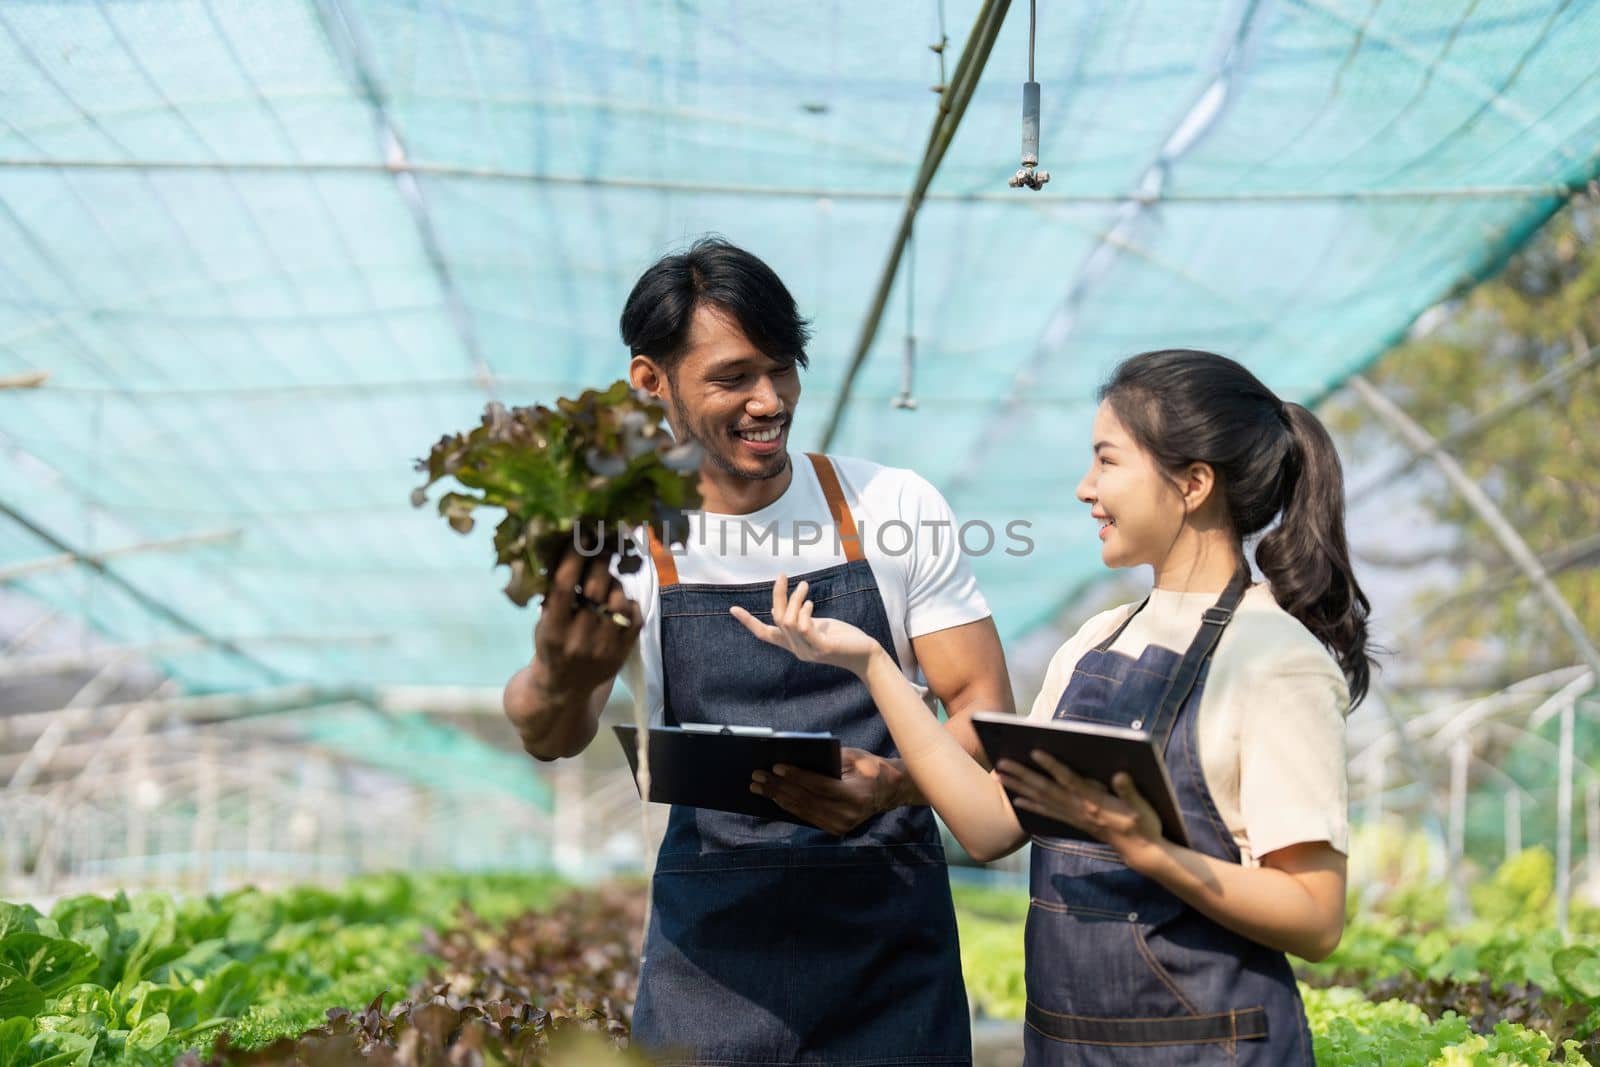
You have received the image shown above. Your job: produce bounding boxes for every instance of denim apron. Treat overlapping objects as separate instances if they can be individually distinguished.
[631,453,971,1066]
[1024,570,1314,1066]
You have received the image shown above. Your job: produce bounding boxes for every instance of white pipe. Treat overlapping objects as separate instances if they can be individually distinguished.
[0,527,241,584]
[0,158,1584,204]
[1448,737,1470,923]
[1587,774,1599,890]
[1558,699,1575,937]
[0,633,389,680]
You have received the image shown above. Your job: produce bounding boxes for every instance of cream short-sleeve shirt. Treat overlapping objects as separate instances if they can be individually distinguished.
[1027,583,1350,865]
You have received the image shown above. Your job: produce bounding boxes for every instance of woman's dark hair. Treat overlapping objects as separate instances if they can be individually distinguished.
[619,237,812,372]
[1100,349,1373,706]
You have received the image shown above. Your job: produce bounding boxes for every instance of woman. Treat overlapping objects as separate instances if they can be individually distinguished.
[732,349,1372,1065]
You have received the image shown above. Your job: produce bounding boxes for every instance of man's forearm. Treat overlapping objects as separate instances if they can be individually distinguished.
[503,660,605,761]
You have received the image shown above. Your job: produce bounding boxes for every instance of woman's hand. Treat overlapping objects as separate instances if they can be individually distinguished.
[730,575,885,678]
[996,751,1166,861]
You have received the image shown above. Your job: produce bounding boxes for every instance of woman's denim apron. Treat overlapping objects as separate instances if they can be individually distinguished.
[1024,570,1314,1066]
[631,453,971,1066]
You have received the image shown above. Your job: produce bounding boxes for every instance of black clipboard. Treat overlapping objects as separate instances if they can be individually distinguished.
[614,724,843,826]
[971,712,1190,847]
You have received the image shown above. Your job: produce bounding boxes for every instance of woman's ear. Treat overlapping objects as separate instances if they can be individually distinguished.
[1181,461,1218,515]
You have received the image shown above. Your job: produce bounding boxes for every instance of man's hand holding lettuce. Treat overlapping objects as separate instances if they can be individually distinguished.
[413,380,700,760]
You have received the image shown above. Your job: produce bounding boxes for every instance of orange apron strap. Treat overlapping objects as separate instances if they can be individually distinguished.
[646,526,681,588]
[806,453,864,563]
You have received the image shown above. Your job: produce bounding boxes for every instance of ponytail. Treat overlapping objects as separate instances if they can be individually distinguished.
[1101,351,1375,707]
[1255,403,1372,706]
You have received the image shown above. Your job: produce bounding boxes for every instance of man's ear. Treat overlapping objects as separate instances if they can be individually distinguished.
[630,354,666,398]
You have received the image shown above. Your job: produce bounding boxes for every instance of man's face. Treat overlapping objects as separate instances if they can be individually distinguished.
[648,304,802,484]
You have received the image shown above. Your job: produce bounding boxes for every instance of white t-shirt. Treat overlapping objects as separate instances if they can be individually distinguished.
[615,454,992,726]
[1027,583,1350,865]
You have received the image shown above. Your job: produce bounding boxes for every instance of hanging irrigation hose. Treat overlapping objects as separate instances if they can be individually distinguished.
[817,0,1010,450]
[1009,0,1050,190]
[894,229,919,410]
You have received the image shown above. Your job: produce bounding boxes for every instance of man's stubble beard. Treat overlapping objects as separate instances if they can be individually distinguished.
[669,387,790,483]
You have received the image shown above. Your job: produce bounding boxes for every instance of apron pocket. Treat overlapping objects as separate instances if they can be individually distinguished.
[1026,894,1262,1037]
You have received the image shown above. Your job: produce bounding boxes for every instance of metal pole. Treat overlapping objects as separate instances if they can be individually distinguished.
[1351,377,1600,687]
[1505,788,1522,860]
[0,498,289,685]
[5,658,143,791]
[0,799,23,894]
[0,631,389,681]
[127,712,150,886]
[1350,338,1600,500]
[4,684,364,737]
[1410,532,1600,632]
[2,609,59,656]
[1357,745,1388,889]
[1364,740,1387,828]
[193,734,219,894]
[246,746,269,871]
[1586,775,1599,891]
[1372,681,1455,850]
[0,527,242,584]
[0,159,1586,204]
[1558,698,1575,937]
[1448,737,1470,923]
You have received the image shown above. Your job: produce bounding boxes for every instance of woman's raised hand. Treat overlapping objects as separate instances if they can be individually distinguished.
[730,575,884,678]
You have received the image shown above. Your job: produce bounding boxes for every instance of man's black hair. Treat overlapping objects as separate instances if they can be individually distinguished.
[619,237,811,371]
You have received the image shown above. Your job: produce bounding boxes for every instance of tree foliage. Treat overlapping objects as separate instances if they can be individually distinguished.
[1327,194,1600,680]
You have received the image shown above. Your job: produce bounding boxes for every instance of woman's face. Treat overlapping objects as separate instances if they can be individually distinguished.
[1075,401,1186,569]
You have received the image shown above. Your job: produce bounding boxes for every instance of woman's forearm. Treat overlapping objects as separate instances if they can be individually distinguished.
[862,650,1027,861]
[1125,838,1344,961]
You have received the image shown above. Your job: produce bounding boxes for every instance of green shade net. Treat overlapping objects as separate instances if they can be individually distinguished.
[303,708,553,810]
[3,0,1599,700]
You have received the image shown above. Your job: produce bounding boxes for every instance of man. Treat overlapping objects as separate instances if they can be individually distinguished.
[503,237,1012,1065]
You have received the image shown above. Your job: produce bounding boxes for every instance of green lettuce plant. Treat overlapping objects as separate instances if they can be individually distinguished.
[412,382,702,605]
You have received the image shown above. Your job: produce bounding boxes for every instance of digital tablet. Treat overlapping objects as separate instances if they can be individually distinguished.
[970,712,1189,847]
[614,723,842,826]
